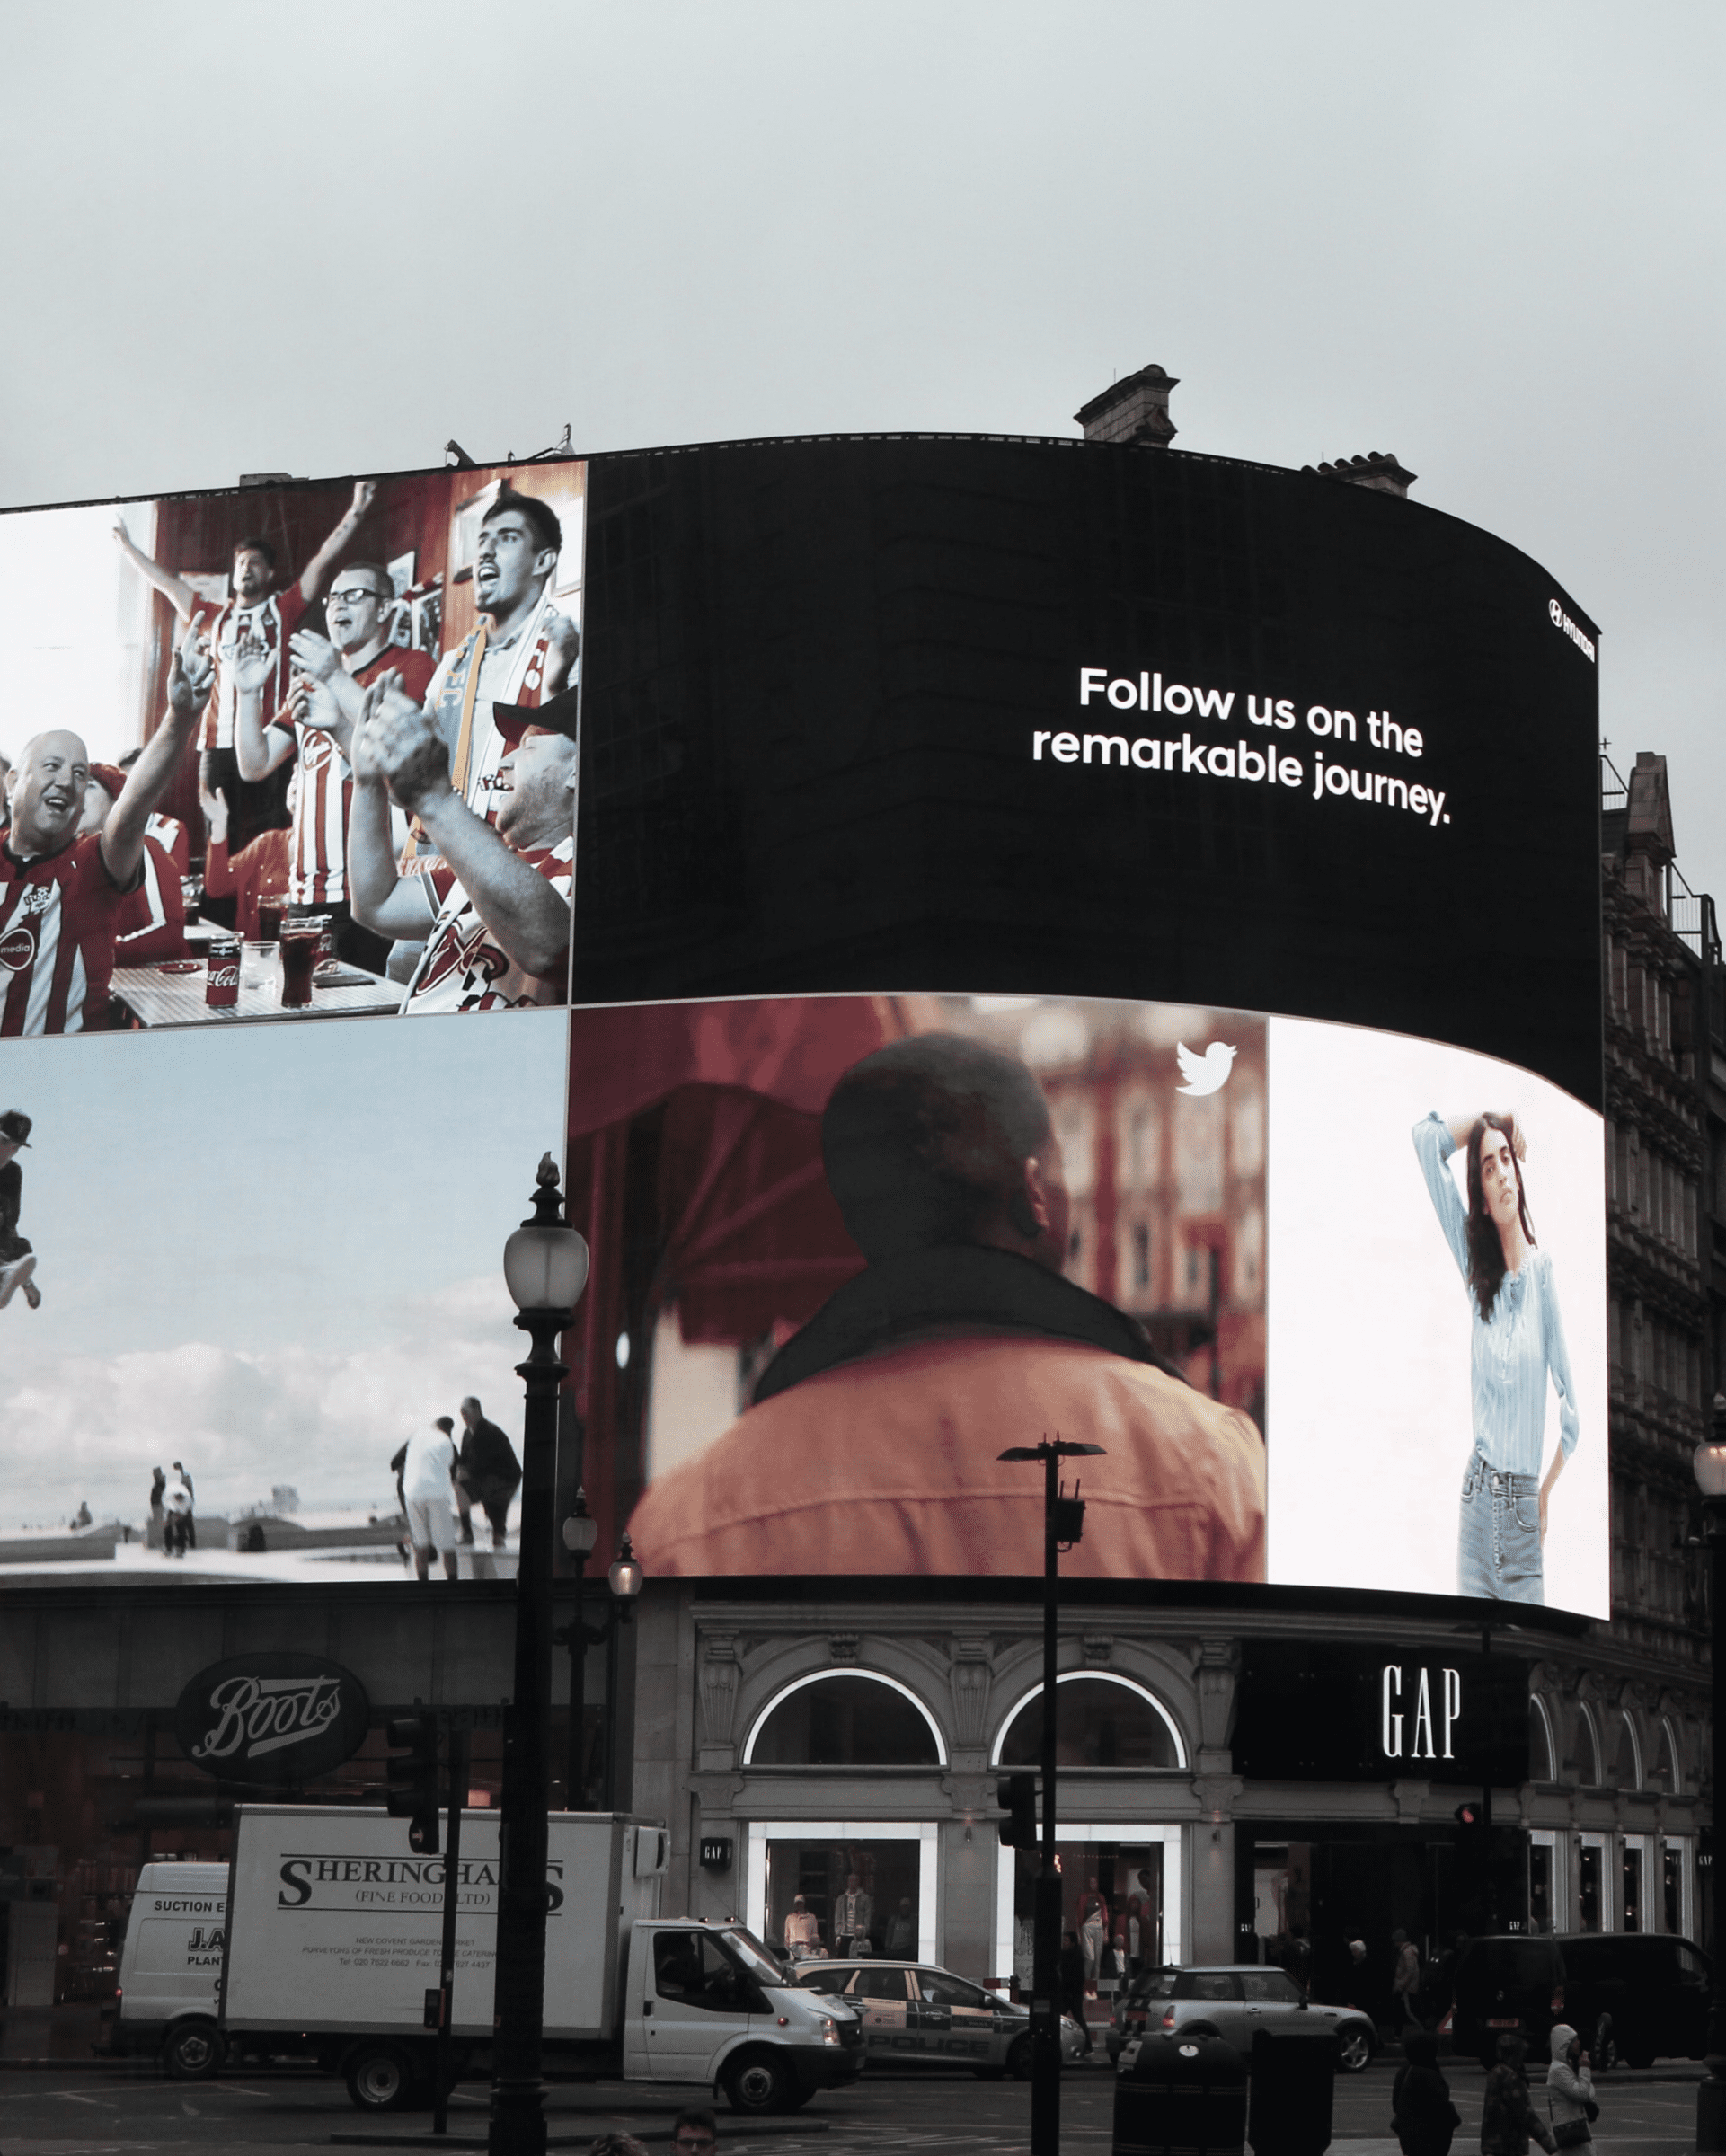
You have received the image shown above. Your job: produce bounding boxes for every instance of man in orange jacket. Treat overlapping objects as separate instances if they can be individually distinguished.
[627,1032,1266,1581]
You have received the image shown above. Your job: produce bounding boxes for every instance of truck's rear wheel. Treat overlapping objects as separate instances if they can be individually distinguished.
[164,2017,223,2079]
[724,2048,794,2114]
[345,2042,420,2112]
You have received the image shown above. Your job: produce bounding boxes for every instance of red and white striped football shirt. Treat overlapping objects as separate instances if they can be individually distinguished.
[145,811,190,874]
[401,836,574,1015]
[199,586,309,750]
[282,645,435,906]
[115,835,188,963]
[0,832,136,1036]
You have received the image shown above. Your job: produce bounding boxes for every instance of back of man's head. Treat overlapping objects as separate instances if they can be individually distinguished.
[822,1033,1052,1261]
[435,1415,455,1434]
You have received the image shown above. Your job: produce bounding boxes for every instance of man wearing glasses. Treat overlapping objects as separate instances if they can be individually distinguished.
[670,2109,718,2156]
[232,564,435,969]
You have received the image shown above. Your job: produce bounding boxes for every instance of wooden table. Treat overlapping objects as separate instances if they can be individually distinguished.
[110,951,402,1027]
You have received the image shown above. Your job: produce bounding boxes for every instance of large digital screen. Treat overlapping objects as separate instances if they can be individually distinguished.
[0,459,585,1036]
[0,436,1606,1610]
[568,991,1607,1616]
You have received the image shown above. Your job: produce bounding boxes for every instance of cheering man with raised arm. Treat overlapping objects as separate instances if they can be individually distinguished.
[347,676,575,1014]
[0,617,214,1035]
[112,482,378,839]
[232,565,436,970]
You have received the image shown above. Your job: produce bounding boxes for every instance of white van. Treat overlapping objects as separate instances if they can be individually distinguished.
[111,1861,229,2074]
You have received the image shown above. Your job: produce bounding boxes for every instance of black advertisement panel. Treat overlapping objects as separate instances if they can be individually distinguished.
[1232,1642,1530,1786]
[572,437,1601,1109]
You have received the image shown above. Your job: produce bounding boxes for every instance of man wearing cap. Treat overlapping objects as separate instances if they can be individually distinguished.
[229,566,437,971]
[79,763,188,966]
[0,615,213,1035]
[345,675,576,1014]
[0,1109,40,1311]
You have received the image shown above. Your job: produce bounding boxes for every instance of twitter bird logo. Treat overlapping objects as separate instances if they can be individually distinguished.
[1176,1041,1237,1096]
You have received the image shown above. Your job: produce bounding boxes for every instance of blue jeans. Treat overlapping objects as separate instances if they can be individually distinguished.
[1458,1451,1545,1603]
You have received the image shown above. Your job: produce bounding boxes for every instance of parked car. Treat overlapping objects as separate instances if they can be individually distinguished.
[1450,1932,1712,2072]
[791,1959,1086,2076]
[1106,1964,1376,2072]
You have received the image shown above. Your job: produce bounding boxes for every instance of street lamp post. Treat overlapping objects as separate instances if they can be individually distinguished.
[1695,1432,1726,2152]
[490,1155,590,2156]
[999,1434,1104,2156]
[557,1490,643,1809]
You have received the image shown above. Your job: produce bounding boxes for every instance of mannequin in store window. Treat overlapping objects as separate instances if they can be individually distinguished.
[1078,1877,1109,1987]
[834,1873,872,1957]
[884,1897,917,1957]
[783,1895,822,1962]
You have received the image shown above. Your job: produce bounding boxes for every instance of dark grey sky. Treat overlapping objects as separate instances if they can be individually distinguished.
[4,1,1722,892]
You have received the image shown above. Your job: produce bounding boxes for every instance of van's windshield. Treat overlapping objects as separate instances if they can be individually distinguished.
[721,1927,787,1986]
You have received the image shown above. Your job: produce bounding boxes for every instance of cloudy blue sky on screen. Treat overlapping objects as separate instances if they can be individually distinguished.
[0,1012,569,1525]
[1,4,1722,887]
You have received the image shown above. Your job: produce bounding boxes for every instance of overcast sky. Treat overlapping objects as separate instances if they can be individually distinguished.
[0,1011,568,1524]
[3,2,1722,891]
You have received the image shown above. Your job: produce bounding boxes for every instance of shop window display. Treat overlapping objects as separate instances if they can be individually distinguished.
[0,1721,505,2025]
[1579,1842,1603,1932]
[1011,1842,1164,1993]
[763,1838,920,1962]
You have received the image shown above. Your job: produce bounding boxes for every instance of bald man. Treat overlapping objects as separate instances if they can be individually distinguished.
[0,618,212,1036]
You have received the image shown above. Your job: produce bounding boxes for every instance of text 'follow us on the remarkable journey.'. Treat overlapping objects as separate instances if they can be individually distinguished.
[1031,667,1452,830]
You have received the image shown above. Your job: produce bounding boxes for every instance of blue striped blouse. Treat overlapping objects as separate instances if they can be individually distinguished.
[1413,1113,1580,1476]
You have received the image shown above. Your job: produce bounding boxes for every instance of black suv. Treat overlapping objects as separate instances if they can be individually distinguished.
[1451,1932,1711,2070]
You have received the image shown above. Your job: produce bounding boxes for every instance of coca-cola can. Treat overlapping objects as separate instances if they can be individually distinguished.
[206,939,241,1008]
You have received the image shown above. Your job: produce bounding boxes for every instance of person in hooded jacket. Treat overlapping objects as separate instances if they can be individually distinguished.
[1482,2032,1556,2156]
[1393,2029,1462,2156]
[1545,2024,1596,2150]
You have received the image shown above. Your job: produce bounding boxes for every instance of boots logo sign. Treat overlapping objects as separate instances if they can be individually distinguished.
[175,1652,371,1787]
[1380,1664,1463,1762]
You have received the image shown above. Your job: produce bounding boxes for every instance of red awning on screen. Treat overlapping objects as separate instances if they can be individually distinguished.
[565,995,908,1346]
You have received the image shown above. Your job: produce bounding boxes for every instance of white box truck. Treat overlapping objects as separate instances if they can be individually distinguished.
[114,1807,862,2116]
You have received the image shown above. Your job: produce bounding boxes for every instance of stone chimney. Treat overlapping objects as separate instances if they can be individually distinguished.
[1075,364,1178,448]
[1620,750,1676,914]
[1303,451,1417,498]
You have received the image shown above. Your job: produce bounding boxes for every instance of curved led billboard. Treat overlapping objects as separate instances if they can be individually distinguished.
[0,436,1604,1611]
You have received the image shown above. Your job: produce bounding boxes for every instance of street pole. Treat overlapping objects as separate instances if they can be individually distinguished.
[1031,1440,1061,2156]
[563,1502,594,1809]
[491,1160,589,2156]
[1695,1440,1726,2151]
[432,1728,467,2138]
[1481,1623,1494,1933]
[998,1433,1103,2156]
[557,1498,642,1810]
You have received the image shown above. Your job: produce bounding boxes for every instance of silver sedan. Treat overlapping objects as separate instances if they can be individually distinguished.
[792,1959,1087,2076]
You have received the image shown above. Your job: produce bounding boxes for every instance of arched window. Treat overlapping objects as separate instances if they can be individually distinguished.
[1575,1706,1603,1787]
[1612,1711,1642,1791]
[1528,1697,1556,1783]
[1654,1719,1681,1794]
[742,1673,945,1768]
[992,1674,1185,1771]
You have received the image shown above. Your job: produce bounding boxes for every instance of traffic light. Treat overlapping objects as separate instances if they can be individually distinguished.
[387,1712,440,1854]
[996,1773,1038,1848]
[1454,1800,1484,1839]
